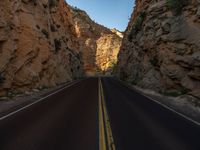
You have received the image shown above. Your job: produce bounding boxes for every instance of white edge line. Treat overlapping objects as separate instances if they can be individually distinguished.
[0,80,82,121]
[118,80,200,126]
[141,93,200,126]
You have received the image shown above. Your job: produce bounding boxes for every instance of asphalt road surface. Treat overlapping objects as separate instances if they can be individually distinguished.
[0,77,200,150]
[102,78,200,150]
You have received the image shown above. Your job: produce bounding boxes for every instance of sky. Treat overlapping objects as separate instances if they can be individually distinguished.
[66,0,135,32]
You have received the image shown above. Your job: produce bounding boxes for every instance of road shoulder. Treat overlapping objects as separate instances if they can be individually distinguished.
[116,78,200,124]
[0,79,82,118]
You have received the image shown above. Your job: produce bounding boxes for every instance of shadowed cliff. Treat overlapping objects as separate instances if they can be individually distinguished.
[117,0,200,99]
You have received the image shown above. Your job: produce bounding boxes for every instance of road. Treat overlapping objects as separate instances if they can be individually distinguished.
[0,77,200,150]
[102,78,200,150]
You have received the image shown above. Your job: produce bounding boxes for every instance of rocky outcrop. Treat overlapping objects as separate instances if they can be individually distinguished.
[0,0,85,96]
[0,0,122,97]
[70,7,122,75]
[117,0,200,97]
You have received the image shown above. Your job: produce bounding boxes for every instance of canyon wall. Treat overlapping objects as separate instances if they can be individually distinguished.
[0,0,121,96]
[117,0,200,97]
[0,0,84,96]
[70,7,122,75]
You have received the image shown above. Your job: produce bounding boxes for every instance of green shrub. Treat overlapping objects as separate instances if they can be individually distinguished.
[149,57,159,66]
[128,12,146,41]
[73,6,82,12]
[162,87,188,97]
[108,60,117,68]
[41,29,49,38]
[180,87,188,95]
[54,39,61,52]
[166,0,186,15]
[109,60,118,74]
[131,80,139,85]
[6,91,15,99]
[38,85,48,90]
[163,91,180,97]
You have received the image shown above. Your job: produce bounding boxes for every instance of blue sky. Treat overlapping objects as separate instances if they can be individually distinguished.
[66,0,134,31]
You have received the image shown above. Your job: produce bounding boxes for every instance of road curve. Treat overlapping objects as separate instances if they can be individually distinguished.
[0,77,200,150]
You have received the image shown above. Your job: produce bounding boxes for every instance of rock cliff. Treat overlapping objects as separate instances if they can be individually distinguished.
[117,0,200,97]
[0,0,121,96]
[70,7,122,75]
[0,0,85,96]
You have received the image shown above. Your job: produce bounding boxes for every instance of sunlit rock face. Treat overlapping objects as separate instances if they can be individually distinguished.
[117,0,200,97]
[70,7,122,76]
[0,0,85,96]
[0,0,122,96]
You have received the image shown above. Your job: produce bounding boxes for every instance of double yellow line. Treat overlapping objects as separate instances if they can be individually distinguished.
[99,78,116,150]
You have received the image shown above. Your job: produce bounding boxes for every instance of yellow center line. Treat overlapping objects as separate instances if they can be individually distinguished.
[99,77,116,150]
[99,77,107,150]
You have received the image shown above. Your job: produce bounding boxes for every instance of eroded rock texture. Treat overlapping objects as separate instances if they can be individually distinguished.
[0,0,121,96]
[117,0,200,97]
[70,7,122,75]
[0,0,85,96]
